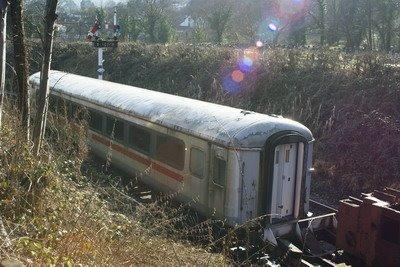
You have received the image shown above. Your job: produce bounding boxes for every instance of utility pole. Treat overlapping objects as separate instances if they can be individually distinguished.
[0,1,8,128]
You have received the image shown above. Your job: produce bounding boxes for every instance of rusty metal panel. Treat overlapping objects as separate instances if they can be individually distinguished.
[336,188,400,266]
[336,199,361,255]
[376,207,400,266]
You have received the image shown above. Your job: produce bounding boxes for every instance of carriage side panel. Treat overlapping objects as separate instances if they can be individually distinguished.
[239,150,261,223]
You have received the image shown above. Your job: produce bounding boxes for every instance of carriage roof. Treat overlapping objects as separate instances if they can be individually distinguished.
[29,71,313,148]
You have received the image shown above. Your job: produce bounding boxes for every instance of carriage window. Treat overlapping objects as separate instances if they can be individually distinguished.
[275,150,280,164]
[128,125,151,154]
[89,110,103,132]
[155,135,185,171]
[213,156,226,186]
[190,148,205,178]
[106,116,125,142]
[285,149,290,163]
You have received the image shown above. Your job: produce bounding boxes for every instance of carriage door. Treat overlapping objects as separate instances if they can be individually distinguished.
[272,143,298,218]
[209,145,227,217]
[187,138,209,210]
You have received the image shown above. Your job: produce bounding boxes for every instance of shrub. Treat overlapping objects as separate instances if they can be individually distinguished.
[24,41,400,198]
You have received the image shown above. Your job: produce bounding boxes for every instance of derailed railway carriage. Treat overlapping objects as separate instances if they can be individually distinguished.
[29,71,317,236]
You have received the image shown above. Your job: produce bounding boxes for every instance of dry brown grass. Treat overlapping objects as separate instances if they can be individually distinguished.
[33,42,400,201]
[0,107,228,265]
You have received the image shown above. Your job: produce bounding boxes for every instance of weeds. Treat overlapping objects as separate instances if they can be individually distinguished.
[29,42,400,200]
[3,42,400,263]
[0,108,228,265]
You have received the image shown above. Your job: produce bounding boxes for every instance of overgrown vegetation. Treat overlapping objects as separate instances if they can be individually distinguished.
[0,106,228,264]
[2,41,399,263]
[26,41,400,202]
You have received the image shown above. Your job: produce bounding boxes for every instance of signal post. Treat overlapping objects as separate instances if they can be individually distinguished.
[88,7,119,80]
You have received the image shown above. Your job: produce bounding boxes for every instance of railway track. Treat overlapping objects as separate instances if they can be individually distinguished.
[82,154,400,266]
[82,155,344,266]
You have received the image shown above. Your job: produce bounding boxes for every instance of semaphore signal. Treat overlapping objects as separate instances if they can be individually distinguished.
[86,7,119,80]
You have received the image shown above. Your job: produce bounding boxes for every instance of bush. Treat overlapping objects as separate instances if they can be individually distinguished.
[24,42,400,199]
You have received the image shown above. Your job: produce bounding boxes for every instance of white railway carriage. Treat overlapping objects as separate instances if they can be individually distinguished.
[29,71,314,229]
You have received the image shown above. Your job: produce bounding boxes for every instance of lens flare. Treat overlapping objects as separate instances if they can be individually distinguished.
[268,23,277,31]
[220,0,311,95]
[221,46,262,94]
[244,48,260,62]
[238,57,253,73]
[231,70,244,83]
[223,75,241,94]
[243,57,253,67]
[257,19,280,44]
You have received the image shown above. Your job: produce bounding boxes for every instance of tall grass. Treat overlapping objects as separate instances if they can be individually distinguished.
[0,107,229,265]
[4,42,398,263]
[26,42,400,200]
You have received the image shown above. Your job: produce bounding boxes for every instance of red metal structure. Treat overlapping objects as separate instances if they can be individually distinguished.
[336,188,400,266]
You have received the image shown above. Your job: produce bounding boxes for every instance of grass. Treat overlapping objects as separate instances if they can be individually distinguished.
[0,107,228,265]
[27,41,400,200]
[2,41,400,263]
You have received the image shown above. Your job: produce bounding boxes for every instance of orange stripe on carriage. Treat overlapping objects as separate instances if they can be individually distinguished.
[91,133,184,182]
[153,163,184,182]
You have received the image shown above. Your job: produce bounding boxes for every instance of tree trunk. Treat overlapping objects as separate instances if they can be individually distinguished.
[332,0,339,44]
[33,0,58,155]
[366,0,373,50]
[10,0,30,139]
[318,0,326,46]
[0,5,7,129]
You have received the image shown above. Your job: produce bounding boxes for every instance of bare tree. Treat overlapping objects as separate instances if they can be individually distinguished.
[309,0,326,46]
[127,0,174,43]
[0,1,8,129]
[373,0,399,51]
[326,0,340,45]
[206,0,232,44]
[144,2,163,42]
[316,0,326,46]
[10,0,30,139]
[339,0,366,50]
[33,0,58,155]
[366,0,373,50]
